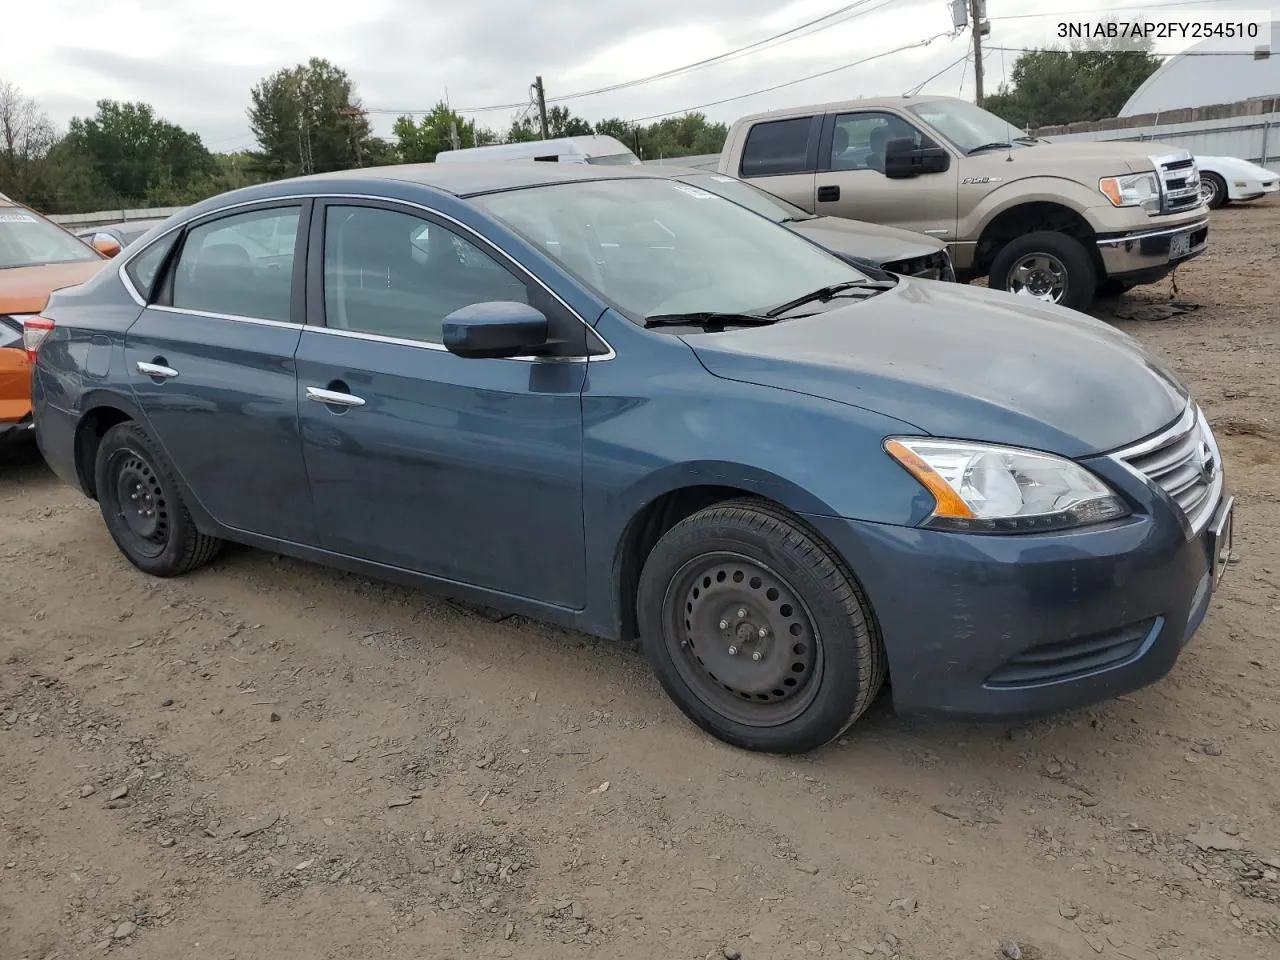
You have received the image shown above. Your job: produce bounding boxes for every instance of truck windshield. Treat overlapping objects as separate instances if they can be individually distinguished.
[906,100,1031,155]
[0,207,99,269]
[474,178,867,323]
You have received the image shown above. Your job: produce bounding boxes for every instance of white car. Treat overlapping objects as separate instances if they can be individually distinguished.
[1195,155,1280,209]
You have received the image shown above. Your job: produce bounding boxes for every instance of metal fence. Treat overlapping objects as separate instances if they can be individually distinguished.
[47,206,184,229]
[1033,97,1279,167]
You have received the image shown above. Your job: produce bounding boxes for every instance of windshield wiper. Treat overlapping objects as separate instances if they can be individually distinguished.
[764,280,897,319]
[643,311,779,330]
[966,141,1013,155]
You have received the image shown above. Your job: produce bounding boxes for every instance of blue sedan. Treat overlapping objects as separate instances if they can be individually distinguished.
[29,162,1233,753]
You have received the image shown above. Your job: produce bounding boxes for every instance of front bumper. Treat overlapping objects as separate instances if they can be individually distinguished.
[803,485,1230,720]
[1096,217,1208,283]
[1229,175,1279,201]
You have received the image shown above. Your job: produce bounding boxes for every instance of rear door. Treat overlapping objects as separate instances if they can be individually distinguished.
[294,199,595,607]
[815,110,959,240]
[123,201,317,545]
[733,115,821,212]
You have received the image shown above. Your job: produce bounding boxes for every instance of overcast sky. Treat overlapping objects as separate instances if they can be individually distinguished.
[8,0,1270,151]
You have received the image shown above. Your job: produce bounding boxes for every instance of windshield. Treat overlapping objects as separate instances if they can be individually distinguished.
[906,99,1030,154]
[0,207,99,269]
[586,153,642,166]
[680,173,812,223]
[473,178,866,321]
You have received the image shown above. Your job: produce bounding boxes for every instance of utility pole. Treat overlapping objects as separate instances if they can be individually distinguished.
[969,0,989,106]
[533,75,549,140]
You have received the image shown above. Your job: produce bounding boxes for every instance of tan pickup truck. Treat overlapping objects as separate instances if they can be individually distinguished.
[717,95,1209,312]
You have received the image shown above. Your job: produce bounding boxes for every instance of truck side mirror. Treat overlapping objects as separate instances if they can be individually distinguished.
[884,138,951,179]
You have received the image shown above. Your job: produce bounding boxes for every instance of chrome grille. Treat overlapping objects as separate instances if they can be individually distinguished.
[1151,151,1202,214]
[1113,405,1222,533]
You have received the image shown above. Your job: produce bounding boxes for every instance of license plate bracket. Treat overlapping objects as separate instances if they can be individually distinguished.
[1207,496,1235,586]
[1170,231,1191,259]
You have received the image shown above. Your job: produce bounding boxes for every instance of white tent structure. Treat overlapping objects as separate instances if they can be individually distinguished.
[1121,22,1280,116]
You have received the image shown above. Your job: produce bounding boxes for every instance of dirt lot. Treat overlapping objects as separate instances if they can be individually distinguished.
[2,200,1279,960]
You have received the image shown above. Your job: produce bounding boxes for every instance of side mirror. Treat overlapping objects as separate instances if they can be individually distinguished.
[90,233,122,258]
[442,301,549,359]
[883,138,951,179]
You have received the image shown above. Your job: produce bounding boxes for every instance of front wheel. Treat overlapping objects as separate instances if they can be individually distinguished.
[636,498,886,754]
[94,421,223,577]
[989,231,1098,312]
[1199,172,1228,210]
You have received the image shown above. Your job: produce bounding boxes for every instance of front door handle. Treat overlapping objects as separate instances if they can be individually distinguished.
[817,184,841,202]
[306,386,366,408]
[136,361,179,379]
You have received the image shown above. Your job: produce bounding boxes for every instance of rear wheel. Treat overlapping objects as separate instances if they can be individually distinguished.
[94,422,222,577]
[989,231,1098,312]
[636,498,886,754]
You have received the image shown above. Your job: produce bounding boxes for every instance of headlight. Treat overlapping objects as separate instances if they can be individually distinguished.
[884,438,1130,533]
[1099,172,1161,214]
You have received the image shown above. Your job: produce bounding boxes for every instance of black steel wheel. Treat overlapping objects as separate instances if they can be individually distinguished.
[637,498,886,753]
[94,421,222,577]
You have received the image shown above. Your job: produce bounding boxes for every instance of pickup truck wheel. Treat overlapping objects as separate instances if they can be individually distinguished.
[636,498,886,754]
[1199,172,1227,210]
[94,422,223,577]
[989,231,1098,312]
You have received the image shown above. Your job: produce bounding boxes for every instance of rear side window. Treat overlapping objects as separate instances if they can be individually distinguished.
[171,207,301,322]
[125,233,179,302]
[740,117,814,178]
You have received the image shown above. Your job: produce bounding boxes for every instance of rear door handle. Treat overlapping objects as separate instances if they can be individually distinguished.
[136,361,179,379]
[817,184,841,202]
[306,386,366,408]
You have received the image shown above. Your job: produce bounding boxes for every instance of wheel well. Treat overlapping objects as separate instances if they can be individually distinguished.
[74,406,132,499]
[975,202,1098,276]
[615,485,777,642]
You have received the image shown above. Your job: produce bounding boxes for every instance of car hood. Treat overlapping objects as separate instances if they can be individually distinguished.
[1196,155,1279,179]
[0,260,107,315]
[787,217,945,264]
[683,279,1188,458]
[987,139,1180,174]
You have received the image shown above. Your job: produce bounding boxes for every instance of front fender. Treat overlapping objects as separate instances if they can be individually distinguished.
[963,176,1103,240]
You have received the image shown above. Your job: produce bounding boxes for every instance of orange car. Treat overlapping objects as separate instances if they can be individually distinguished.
[1,195,120,445]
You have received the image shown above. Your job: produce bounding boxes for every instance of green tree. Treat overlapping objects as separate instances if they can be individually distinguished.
[248,57,381,177]
[64,100,215,207]
[506,105,594,143]
[984,35,1163,128]
[635,112,728,159]
[392,102,498,162]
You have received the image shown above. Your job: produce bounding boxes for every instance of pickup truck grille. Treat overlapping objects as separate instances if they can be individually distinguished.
[1113,404,1222,534]
[1152,152,1203,214]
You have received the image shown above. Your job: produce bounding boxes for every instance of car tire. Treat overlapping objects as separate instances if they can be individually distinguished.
[989,231,1098,312]
[636,497,886,754]
[1199,172,1227,210]
[94,421,223,577]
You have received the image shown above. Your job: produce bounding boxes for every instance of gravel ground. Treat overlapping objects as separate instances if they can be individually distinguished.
[2,198,1278,960]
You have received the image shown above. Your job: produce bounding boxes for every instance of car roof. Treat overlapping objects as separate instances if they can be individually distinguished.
[223,161,675,203]
[732,93,964,125]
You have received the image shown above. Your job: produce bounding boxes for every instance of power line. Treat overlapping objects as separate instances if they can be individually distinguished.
[627,31,958,124]
[367,0,906,116]
[987,45,1273,56]
[904,45,971,96]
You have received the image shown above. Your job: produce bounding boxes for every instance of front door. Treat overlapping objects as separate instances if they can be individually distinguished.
[123,202,316,545]
[295,200,589,608]
[815,111,959,241]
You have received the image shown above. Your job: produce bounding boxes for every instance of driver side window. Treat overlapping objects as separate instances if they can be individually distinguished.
[829,112,933,174]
